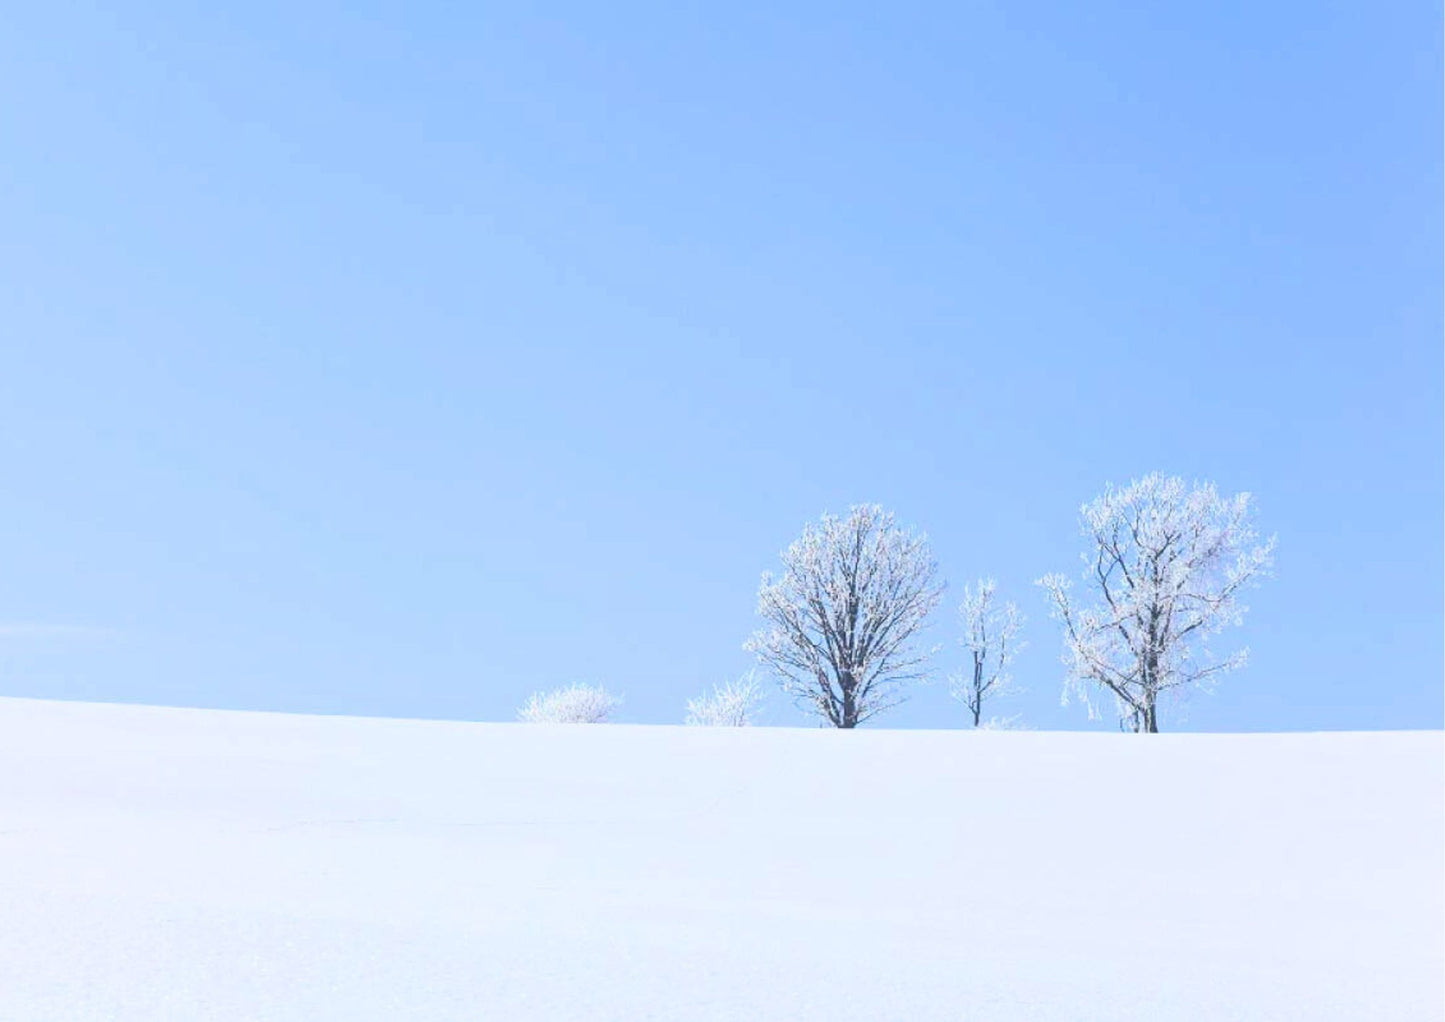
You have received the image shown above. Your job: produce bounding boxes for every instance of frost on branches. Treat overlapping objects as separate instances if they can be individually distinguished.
[1038,473,1275,733]
[951,579,1024,728]
[685,673,764,726]
[517,684,620,724]
[745,504,944,728]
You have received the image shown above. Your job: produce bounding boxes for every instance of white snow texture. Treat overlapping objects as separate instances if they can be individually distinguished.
[0,697,1439,1021]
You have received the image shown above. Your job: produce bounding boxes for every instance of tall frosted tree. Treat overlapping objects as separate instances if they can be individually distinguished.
[1039,473,1274,733]
[746,505,944,728]
[952,579,1024,728]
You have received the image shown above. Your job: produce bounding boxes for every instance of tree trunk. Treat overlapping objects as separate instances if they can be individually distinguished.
[971,655,983,727]
[839,670,857,728]
[1140,646,1161,733]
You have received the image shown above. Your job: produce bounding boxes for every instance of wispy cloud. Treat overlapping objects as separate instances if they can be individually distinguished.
[0,622,121,640]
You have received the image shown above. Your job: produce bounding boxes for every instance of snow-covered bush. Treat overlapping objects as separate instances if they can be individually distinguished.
[517,684,620,723]
[685,674,763,727]
[976,714,1031,731]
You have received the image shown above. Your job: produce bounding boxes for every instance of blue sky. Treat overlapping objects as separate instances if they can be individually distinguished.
[1,2,1439,731]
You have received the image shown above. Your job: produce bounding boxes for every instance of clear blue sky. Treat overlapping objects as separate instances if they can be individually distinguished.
[1,2,1439,731]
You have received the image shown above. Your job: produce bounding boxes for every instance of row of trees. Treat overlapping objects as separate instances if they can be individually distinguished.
[519,472,1274,733]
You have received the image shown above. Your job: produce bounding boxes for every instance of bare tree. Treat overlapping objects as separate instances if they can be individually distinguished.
[745,505,944,728]
[1038,473,1274,733]
[685,673,764,726]
[518,684,620,723]
[951,579,1024,727]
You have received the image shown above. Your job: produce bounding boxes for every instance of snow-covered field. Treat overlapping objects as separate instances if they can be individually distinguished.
[0,698,1439,1021]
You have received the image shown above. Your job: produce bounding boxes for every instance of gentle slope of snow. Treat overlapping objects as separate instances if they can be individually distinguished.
[1,697,1440,1020]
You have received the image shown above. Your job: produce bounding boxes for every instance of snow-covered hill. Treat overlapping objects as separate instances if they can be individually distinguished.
[0,697,1439,1021]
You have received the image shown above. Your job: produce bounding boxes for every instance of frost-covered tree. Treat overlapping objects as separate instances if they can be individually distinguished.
[951,579,1024,728]
[517,683,620,723]
[685,673,764,726]
[1038,473,1275,733]
[745,504,944,728]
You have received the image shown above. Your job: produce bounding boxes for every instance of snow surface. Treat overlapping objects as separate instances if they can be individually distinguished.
[1,697,1440,1021]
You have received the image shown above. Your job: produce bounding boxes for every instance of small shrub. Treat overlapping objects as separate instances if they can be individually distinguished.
[518,683,620,723]
[976,714,1031,731]
[685,673,763,727]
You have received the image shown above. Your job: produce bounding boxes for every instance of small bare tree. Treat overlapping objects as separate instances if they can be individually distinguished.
[685,673,764,726]
[951,579,1024,727]
[745,504,944,728]
[1038,473,1274,733]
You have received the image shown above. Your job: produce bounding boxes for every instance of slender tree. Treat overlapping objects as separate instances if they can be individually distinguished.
[951,579,1024,727]
[746,505,944,728]
[1039,473,1274,732]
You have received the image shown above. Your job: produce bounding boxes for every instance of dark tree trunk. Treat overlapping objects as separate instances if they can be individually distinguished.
[1141,643,1161,733]
[971,654,984,727]
[839,669,858,728]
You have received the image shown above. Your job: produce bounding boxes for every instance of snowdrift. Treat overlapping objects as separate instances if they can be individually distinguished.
[0,697,1439,1020]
